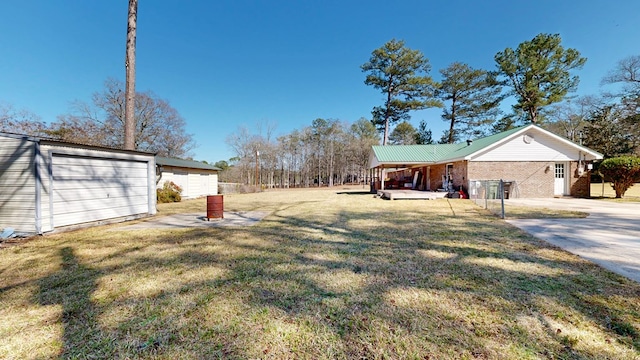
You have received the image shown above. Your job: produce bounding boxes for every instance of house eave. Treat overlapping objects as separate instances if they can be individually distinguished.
[463,125,604,161]
[369,161,434,169]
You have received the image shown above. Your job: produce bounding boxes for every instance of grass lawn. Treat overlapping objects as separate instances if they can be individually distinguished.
[591,182,640,201]
[1,187,639,359]
[503,206,588,220]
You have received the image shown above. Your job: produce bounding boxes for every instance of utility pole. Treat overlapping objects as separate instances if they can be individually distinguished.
[124,0,138,150]
[255,150,259,188]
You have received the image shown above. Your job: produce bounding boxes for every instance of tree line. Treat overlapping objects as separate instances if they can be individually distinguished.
[219,118,380,188]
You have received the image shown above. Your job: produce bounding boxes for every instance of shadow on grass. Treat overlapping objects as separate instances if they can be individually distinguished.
[142,201,638,357]
[37,247,108,357]
[335,191,373,195]
[192,205,640,357]
[3,196,638,358]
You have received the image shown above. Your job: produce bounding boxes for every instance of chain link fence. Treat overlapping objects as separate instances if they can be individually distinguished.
[218,182,261,194]
[468,180,518,218]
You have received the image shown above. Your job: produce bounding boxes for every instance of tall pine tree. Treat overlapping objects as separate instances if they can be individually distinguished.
[438,62,504,143]
[495,33,586,124]
[361,39,440,145]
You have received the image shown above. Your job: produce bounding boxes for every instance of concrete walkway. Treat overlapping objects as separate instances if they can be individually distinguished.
[506,198,640,283]
[378,190,449,200]
[113,211,270,230]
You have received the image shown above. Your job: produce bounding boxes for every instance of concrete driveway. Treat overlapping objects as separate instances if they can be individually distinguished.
[506,198,640,283]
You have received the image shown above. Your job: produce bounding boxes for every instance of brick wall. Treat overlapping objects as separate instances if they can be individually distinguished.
[418,161,468,191]
[467,161,554,198]
[407,160,591,198]
[466,161,592,198]
[569,162,592,198]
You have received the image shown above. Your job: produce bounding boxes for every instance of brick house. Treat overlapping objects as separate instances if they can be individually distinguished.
[368,125,603,198]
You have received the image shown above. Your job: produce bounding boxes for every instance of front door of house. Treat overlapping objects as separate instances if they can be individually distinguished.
[554,163,566,196]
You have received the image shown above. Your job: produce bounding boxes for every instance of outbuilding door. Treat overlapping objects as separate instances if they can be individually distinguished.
[554,163,567,196]
[51,155,149,227]
[200,174,210,196]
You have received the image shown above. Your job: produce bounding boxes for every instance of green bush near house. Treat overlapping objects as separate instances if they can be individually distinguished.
[156,181,182,203]
[598,156,640,198]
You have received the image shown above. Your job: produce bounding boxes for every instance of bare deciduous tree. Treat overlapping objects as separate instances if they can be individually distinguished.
[602,55,640,90]
[223,118,380,188]
[542,95,602,142]
[0,103,47,136]
[55,79,195,157]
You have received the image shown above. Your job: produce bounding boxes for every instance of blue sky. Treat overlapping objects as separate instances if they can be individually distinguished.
[1,1,638,163]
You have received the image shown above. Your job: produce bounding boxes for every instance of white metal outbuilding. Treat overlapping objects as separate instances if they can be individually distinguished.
[155,156,220,199]
[0,133,157,234]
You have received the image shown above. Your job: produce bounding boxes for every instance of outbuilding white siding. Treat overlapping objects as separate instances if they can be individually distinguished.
[0,136,36,233]
[0,133,156,234]
[156,157,220,199]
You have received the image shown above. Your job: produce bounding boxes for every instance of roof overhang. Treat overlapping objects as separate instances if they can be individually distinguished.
[156,156,222,171]
[370,162,434,169]
[458,125,604,162]
[0,131,156,156]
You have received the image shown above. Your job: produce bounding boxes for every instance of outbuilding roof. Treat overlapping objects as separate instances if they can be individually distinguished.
[156,156,221,171]
[0,131,156,156]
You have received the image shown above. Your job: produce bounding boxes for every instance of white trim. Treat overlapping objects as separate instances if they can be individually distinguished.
[554,162,569,196]
[462,125,603,161]
[34,141,42,234]
[48,147,153,163]
[147,157,157,215]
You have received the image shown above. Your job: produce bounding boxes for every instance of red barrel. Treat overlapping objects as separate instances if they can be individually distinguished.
[206,195,223,220]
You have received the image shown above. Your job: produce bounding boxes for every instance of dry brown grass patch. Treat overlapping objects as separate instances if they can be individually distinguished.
[1,188,639,359]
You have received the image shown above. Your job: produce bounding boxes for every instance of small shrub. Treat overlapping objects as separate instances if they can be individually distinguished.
[157,181,182,203]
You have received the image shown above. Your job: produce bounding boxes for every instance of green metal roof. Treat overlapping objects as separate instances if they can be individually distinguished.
[443,125,526,160]
[372,144,456,162]
[372,125,527,164]
[156,156,221,171]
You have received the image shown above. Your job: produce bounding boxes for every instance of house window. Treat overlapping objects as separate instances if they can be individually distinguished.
[555,164,564,179]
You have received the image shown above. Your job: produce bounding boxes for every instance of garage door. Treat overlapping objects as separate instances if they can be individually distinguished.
[52,155,149,227]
